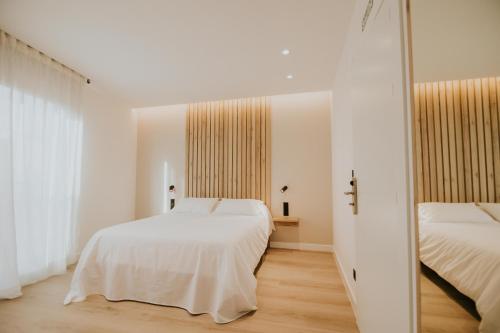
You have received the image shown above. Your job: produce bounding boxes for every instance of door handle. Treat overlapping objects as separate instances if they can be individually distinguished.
[346,177,358,215]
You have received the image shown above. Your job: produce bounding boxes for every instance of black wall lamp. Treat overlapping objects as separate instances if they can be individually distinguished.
[169,185,176,209]
[280,185,289,216]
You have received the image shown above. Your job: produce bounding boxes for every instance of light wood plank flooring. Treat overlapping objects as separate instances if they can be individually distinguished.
[0,249,359,333]
[420,274,479,333]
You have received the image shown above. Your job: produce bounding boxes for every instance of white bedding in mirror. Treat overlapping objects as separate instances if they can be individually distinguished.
[418,202,496,224]
[64,211,272,323]
[420,219,500,333]
[478,203,500,222]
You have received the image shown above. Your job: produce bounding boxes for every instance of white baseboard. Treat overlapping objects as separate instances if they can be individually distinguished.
[270,241,333,252]
[332,248,358,320]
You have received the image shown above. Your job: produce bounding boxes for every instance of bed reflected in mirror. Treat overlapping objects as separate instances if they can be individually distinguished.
[410,1,500,332]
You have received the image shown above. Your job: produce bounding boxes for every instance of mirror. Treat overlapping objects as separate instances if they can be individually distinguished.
[410,1,500,332]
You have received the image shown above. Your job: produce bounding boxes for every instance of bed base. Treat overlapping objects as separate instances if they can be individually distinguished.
[421,263,480,320]
[253,240,270,276]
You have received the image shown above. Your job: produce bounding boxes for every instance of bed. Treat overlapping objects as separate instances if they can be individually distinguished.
[64,198,274,323]
[419,202,500,333]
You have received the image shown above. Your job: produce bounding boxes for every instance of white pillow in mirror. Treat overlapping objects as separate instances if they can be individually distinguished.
[418,202,496,224]
[477,203,500,222]
[213,199,263,216]
[172,197,219,214]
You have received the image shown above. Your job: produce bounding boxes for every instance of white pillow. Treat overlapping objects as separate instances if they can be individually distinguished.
[212,199,263,216]
[478,203,500,222]
[172,197,219,214]
[418,202,496,224]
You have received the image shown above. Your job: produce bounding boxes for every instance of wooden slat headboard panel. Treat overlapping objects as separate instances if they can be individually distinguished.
[185,97,271,206]
[413,77,500,203]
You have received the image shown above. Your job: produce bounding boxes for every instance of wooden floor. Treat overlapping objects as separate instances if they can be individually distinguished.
[420,274,479,333]
[0,249,359,333]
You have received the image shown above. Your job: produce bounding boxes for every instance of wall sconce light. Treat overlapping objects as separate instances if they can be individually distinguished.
[280,185,289,216]
[169,185,176,209]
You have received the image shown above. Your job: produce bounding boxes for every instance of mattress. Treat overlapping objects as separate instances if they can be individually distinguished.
[64,212,272,323]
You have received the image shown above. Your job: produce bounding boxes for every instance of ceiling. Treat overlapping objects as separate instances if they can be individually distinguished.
[0,0,353,108]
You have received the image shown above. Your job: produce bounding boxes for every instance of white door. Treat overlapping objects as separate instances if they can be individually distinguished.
[350,0,417,332]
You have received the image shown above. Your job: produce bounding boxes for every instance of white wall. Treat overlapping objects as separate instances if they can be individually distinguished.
[412,0,500,82]
[135,104,186,218]
[270,91,333,247]
[330,34,357,305]
[78,85,137,251]
[134,91,333,247]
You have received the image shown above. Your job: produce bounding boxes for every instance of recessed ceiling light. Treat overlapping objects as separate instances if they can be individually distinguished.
[286,74,294,80]
[281,48,291,56]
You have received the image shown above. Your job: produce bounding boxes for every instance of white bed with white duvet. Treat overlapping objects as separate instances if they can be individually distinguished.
[64,198,274,323]
[419,202,500,333]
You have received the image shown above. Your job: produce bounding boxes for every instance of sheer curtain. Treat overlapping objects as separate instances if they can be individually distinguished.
[0,30,84,298]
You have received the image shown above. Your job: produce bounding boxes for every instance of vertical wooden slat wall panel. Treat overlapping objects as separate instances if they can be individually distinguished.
[414,84,425,203]
[196,102,201,197]
[205,103,211,197]
[195,103,200,197]
[232,100,238,197]
[457,80,474,202]
[196,103,201,197]
[467,80,480,201]
[432,82,444,202]
[474,79,487,201]
[246,99,252,198]
[438,82,450,202]
[448,87,457,202]
[227,101,233,198]
[451,81,463,202]
[426,83,438,201]
[490,78,500,202]
[265,97,272,206]
[420,84,431,201]
[213,102,218,197]
[251,100,256,199]
[201,103,207,197]
[241,99,247,198]
[482,78,494,202]
[219,102,224,197]
[255,99,261,200]
[186,97,271,206]
[497,78,500,200]
[210,102,216,197]
[414,77,500,203]
[235,100,239,198]
[230,100,235,198]
[223,101,229,197]
[185,105,190,195]
[260,98,267,204]
[198,103,202,197]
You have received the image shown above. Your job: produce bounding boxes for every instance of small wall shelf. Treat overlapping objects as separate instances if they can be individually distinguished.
[273,216,299,226]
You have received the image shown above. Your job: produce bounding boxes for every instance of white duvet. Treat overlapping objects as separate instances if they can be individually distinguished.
[420,221,500,333]
[64,212,272,323]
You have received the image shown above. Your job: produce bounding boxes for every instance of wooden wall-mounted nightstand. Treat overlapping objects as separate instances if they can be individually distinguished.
[273,216,299,226]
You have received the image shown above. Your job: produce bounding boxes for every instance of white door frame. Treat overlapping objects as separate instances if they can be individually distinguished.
[401,0,421,331]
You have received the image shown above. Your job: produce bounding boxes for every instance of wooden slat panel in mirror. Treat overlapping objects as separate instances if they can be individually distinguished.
[414,77,500,203]
[186,97,271,206]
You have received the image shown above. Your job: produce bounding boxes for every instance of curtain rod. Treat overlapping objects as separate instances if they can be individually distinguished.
[2,30,91,84]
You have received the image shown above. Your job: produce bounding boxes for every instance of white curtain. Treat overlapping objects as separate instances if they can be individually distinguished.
[0,30,84,298]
